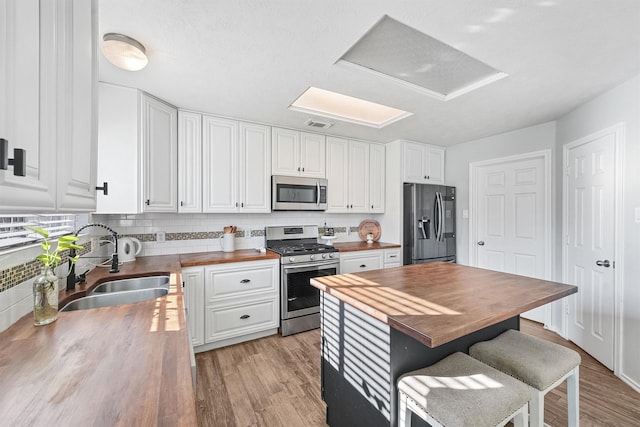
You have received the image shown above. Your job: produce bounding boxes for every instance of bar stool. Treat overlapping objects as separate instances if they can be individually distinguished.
[469,329,581,427]
[397,352,529,427]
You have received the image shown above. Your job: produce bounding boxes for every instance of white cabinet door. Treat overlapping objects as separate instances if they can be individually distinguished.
[56,0,97,212]
[348,140,370,213]
[426,147,445,184]
[203,115,238,212]
[96,83,140,213]
[271,127,300,176]
[239,122,271,213]
[403,141,445,184]
[183,267,205,347]
[326,137,349,213]
[177,111,202,213]
[0,0,56,212]
[141,94,178,212]
[300,132,326,178]
[369,144,385,213]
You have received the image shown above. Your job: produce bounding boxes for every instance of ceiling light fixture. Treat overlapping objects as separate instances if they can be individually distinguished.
[290,87,412,128]
[101,33,148,71]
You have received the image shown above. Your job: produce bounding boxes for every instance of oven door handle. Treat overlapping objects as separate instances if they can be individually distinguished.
[282,261,340,271]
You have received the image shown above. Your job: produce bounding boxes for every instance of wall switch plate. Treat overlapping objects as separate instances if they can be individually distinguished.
[462,209,469,219]
[156,231,166,243]
[635,207,640,223]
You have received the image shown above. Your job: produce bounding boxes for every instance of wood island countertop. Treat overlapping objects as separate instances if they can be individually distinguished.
[332,241,400,252]
[0,250,282,426]
[310,262,577,348]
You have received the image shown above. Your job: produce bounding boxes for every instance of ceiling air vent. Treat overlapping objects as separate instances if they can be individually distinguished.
[304,118,334,129]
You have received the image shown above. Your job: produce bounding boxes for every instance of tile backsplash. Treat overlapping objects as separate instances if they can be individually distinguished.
[0,210,384,332]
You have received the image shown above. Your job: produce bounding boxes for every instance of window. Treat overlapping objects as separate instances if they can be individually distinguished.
[0,214,89,251]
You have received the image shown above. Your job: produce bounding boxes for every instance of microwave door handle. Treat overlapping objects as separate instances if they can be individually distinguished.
[316,181,320,206]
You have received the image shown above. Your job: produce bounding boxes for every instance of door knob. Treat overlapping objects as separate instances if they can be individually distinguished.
[596,260,611,268]
[477,241,485,246]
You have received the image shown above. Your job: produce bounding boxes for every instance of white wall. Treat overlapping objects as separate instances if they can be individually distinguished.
[444,121,558,267]
[556,74,640,391]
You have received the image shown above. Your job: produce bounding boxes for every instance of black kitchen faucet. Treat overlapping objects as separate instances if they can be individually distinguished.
[66,223,119,291]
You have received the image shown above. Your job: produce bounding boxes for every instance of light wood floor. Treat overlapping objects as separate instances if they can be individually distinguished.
[195,319,640,426]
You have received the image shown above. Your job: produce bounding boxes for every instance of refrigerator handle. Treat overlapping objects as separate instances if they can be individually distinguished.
[434,192,440,241]
[436,192,444,242]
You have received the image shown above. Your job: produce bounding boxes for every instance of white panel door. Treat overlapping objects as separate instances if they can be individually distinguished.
[369,143,385,213]
[182,267,205,347]
[475,155,548,323]
[566,131,615,369]
[271,127,299,176]
[203,116,238,212]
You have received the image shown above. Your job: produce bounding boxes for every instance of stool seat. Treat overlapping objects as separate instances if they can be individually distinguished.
[470,329,581,427]
[469,329,581,390]
[398,352,529,426]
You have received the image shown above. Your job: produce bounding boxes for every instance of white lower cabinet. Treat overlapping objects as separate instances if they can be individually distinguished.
[182,259,279,352]
[340,248,402,273]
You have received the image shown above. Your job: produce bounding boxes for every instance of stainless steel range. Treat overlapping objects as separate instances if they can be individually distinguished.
[266,225,340,336]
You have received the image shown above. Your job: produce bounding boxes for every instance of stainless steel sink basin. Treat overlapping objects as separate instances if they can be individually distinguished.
[90,275,170,294]
[60,287,169,312]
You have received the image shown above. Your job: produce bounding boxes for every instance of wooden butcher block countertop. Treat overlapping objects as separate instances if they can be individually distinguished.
[0,250,280,426]
[333,241,401,252]
[311,262,577,348]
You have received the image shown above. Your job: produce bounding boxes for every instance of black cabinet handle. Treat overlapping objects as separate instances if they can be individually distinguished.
[360,264,366,268]
[240,314,250,320]
[297,167,301,171]
[96,182,108,195]
[0,139,26,177]
[180,201,184,207]
[145,199,150,205]
[240,279,251,284]
[302,167,305,172]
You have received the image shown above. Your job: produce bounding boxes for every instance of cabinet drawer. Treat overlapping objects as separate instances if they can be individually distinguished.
[206,297,278,343]
[205,265,276,302]
[341,255,383,273]
[384,249,401,265]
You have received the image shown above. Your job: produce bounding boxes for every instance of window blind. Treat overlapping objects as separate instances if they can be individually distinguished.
[0,214,89,250]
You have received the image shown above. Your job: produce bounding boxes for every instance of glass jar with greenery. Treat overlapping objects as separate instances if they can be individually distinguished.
[28,227,83,326]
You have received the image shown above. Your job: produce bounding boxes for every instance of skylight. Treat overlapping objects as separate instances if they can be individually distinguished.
[289,87,412,128]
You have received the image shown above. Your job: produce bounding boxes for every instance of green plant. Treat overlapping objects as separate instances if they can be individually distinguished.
[27,226,83,275]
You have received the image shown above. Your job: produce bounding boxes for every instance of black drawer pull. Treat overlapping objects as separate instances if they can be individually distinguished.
[240,314,250,320]
[360,264,366,268]
[240,279,251,284]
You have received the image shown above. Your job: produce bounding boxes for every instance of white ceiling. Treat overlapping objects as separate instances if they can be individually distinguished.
[99,0,640,146]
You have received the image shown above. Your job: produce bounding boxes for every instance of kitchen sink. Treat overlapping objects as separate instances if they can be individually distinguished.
[90,275,170,294]
[60,287,169,312]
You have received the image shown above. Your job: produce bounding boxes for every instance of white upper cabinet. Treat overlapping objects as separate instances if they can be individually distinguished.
[96,84,178,213]
[201,115,270,213]
[403,141,445,184]
[239,122,271,213]
[326,137,384,213]
[369,143,385,213]
[272,127,325,178]
[141,94,178,212]
[177,111,202,213]
[1,0,97,212]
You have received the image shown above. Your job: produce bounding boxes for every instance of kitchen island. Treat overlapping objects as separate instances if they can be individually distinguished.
[310,262,577,427]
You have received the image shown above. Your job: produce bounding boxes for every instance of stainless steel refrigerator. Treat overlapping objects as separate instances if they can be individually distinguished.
[403,183,456,265]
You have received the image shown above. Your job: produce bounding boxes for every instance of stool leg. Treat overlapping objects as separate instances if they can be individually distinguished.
[567,366,580,427]
[398,391,412,427]
[512,403,528,427]
[529,387,544,427]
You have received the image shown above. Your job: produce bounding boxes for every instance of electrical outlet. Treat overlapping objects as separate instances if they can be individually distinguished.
[156,231,166,243]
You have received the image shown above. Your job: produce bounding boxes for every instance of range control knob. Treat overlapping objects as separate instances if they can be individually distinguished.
[289,257,295,263]
[310,254,315,261]
[329,253,335,258]
[322,253,327,259]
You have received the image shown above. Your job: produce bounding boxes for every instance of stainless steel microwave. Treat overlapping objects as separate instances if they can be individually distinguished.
[272,175,328,211]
